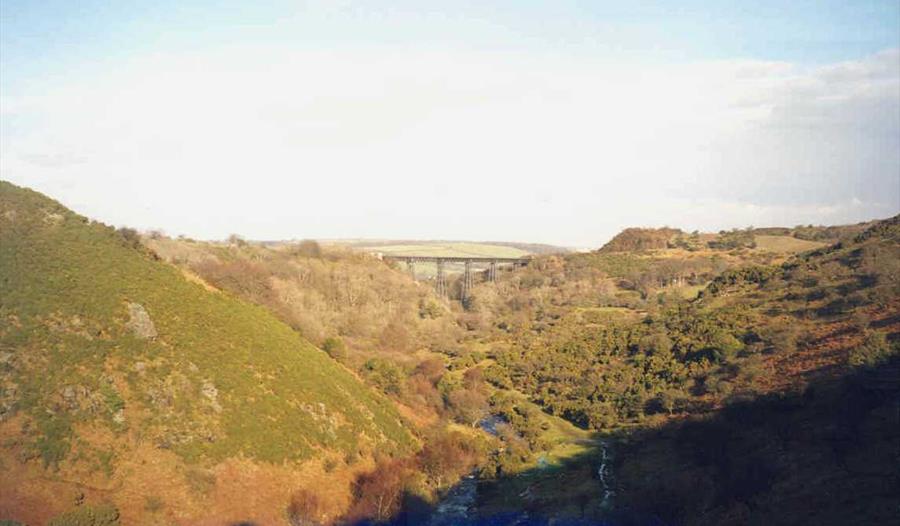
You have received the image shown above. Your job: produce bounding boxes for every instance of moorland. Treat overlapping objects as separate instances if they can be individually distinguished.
[1,180,897,525]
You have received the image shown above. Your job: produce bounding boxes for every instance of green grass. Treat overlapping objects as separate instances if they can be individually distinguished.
[478,391,605,520]
[502,390,596,468]
[0,181,412,468]
[676,284,706,299]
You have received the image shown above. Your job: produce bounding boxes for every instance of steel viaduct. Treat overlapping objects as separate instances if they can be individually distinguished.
[382,255,530,298]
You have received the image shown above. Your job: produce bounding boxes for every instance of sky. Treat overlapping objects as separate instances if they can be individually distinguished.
[1,1,899,247]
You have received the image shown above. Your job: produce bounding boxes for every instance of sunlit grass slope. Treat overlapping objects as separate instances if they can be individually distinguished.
[0,181,411,468]
[753,234,827,253]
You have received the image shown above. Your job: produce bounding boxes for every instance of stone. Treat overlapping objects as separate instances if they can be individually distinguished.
[61,386,77,409]
[126,302,157,339]
[201,380,222,413]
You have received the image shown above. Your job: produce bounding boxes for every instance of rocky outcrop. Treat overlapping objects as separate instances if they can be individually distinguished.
[126,302,157,339]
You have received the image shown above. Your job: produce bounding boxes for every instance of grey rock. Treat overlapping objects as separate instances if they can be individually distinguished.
[126,302,157,339]
[61,386,77,408]
[201,380,222,413]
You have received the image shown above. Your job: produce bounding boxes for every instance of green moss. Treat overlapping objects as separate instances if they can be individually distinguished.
[34,415,72,469]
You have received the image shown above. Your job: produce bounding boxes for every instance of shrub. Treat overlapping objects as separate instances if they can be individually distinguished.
[651,389,684,415]
[713,379,734,398]
[851,311,872,333]
[417,430,480,487]
[347,457,415,522]
[708,228,756,250]
[116,227,141,250]
[286,488,324,526]
[293,240,322,258]
[413,357,445,385]
[585,402,618,429]
[447,388,488,426]
[48,504,119,526]
[144,496,164,513]
[418,299,444,319]
[184,467,216,495]
[364,358,407,396]
[760,322,799,354]
[379,321,411,352]
[321,337,347,362]
[736,355,767,385]
[849,331,895,368]
[482,364,513,389]
[226,233,247,246]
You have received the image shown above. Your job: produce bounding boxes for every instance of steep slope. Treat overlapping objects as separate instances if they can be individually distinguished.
[469,216,898,524]
[0,182,412,524]
[599,227,684,253]
[612,218,900,525]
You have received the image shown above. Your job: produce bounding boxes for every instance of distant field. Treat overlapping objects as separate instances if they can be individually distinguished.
[362,242,529,259]
[754,235,827,253]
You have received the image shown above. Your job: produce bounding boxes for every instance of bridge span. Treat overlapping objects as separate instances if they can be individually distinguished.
[382,255,530,298]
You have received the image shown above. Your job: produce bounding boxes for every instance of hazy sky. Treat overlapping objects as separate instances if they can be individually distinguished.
[2,1,899,247]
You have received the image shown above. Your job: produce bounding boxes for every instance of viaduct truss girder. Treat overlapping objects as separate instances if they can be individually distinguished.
[382,255,530,298]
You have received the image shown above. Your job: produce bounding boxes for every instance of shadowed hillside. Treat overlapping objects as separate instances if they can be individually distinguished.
[612,357,899,525]
[455,215,899,524]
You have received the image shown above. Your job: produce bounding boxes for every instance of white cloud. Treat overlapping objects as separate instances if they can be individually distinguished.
[1,46,897,246]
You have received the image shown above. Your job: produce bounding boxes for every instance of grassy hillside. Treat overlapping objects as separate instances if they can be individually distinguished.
[599,227,684,253]
[144,236,462,367]
[598,224,867,256]
[753,234,827,253]
[0,182,412,524]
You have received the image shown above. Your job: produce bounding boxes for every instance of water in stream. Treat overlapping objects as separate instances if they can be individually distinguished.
[597,441,615,510]
[426,415,616,525]
[427,473,478,526]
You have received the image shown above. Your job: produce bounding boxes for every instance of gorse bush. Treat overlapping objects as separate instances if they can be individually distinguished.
[286,488,324,526]
[48,504,119,526]
[321,336,347,362]
[849,331,895,368]
[293,239,322,258]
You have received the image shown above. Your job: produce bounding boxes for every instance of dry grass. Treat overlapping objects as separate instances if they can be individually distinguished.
[0,418,376,526]
[754,235,827,253]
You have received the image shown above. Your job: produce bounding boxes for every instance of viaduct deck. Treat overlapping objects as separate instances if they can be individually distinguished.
[381,255,531,297]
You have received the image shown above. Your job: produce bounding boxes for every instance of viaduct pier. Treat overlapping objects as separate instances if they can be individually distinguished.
[382,255,530,299]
